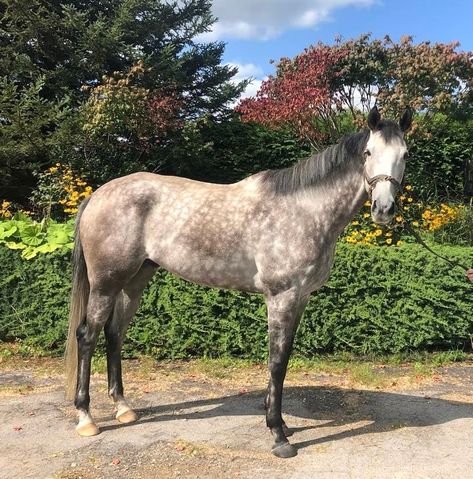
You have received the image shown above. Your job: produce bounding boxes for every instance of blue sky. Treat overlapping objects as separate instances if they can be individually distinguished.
[198,0,473,98]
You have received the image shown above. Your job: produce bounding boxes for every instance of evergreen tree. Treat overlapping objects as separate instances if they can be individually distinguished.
[0,0,245,199]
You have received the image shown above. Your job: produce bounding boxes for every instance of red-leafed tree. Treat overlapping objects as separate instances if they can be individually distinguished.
[237,44,346,148]
[237,34,473,148]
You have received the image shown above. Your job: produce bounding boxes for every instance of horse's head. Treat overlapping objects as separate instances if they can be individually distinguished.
[363,106,412,225]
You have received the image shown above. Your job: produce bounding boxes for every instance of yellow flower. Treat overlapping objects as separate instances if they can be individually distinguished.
[399,195,406,201]
[363,213,370,218]
[407,197,413,203]
[396,241,402,246]
[395,215,403,222]
[351,221,359,226]
[364,200,371,207]
[412,221,419,227]
[386,238,393,245]
[375,229,382,237]
[405,185,413,191]
[386,231,393,237]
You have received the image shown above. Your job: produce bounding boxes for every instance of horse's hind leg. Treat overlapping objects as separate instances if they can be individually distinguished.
[104,261,156,424]
[75,289,118,436]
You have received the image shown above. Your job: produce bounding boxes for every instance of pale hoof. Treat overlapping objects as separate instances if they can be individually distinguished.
[116,409,138,424]
[271,442,297,458]
[76,422,100,437]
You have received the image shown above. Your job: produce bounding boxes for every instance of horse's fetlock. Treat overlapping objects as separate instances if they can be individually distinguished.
[75,392,90,410]
[266,413,285,432]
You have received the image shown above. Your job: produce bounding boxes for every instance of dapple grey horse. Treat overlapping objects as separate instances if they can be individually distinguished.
[65,106,412,457]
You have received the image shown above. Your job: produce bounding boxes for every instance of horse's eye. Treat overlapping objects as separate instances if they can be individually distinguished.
[364,150,371,157]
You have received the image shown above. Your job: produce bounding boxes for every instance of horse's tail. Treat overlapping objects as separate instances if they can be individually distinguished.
[65,197,91,400]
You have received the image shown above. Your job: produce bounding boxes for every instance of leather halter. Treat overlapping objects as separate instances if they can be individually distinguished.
[364,169,403,198]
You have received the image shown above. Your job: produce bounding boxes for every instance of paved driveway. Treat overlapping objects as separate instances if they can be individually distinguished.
[1,359,473,478]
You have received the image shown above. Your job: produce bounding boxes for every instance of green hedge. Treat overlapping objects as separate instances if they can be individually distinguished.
[0,244,472,358]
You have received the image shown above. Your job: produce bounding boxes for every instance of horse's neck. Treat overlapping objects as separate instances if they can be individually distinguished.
[299,158,367,237]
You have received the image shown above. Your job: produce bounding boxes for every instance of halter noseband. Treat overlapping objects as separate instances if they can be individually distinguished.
[364,170,403,198]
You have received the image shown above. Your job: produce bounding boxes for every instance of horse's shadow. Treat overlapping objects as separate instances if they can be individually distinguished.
[101,386,473,451]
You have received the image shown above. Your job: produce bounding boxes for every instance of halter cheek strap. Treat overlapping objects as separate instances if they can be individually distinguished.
[364,170,403,198]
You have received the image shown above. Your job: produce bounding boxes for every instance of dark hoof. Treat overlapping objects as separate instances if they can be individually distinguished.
[271,442,297,458]
[282,422,293,437]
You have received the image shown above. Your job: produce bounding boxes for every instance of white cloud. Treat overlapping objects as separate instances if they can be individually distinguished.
[230,63,265,80]
[199,0,375,41]
[226,62,266,102]
[240,78,264,100]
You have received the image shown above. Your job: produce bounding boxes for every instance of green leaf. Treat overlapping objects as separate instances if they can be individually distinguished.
[4,241,26,250]
[20,226,46,246]
[21,247,38,259]
[47,229,70,245]
[0,225,17,240]
[35,243,59,253]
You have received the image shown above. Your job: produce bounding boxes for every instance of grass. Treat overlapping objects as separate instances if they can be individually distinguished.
[287,350,470,372]
[0,342,471,390]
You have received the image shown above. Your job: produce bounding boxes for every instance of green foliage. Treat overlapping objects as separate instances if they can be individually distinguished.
[29,163,93,218]
[0,0,238,110]
[168,116,311,184]
[72,115,311,187]
[1,243,471,358]
[406,115,473,201]
[427,205,473,246]
[0,76,72,202]
[0,214,74,259]
[1,0,245,202]
[0,248,71,349]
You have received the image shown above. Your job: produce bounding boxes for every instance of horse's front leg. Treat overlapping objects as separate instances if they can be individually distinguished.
[265,290,308,458]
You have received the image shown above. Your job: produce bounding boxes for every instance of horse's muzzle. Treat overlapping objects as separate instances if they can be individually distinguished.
[371,200,395,224]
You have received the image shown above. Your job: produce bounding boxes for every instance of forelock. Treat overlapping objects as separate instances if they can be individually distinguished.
[376,120,404,143]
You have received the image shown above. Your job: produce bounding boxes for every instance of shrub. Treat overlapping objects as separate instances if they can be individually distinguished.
[30,164,93,218]
[0,243,471,358]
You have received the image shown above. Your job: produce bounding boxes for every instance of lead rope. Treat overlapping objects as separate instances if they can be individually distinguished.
[395,198,471,272]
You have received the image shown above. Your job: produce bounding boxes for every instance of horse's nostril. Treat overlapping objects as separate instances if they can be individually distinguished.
[372,200,377,210]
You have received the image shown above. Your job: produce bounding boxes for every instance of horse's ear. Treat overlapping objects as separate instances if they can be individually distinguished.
[399,107,413,132]
[367,106,381,131]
